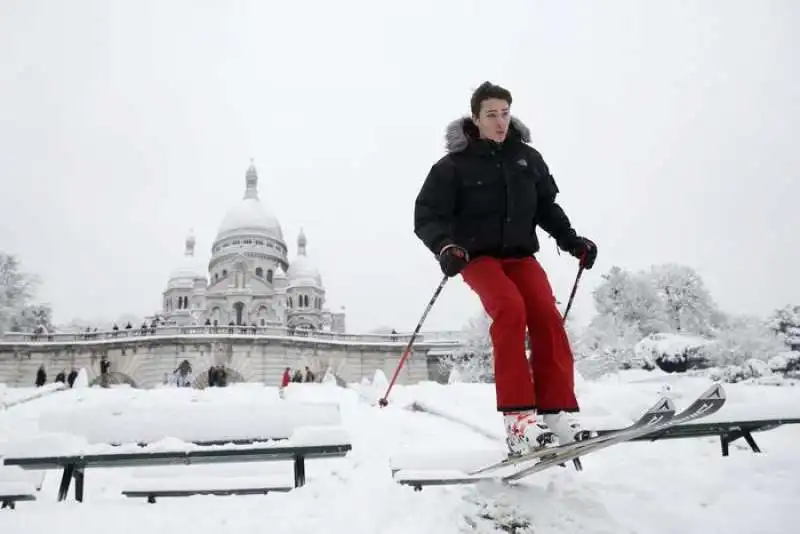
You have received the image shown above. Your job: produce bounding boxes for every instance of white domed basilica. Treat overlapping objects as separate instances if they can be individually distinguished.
[161,162,345,333]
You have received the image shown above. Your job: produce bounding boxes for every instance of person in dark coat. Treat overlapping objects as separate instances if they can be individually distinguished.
[413,81,597,457]
[35,365,47,387]
[67,369,78,388]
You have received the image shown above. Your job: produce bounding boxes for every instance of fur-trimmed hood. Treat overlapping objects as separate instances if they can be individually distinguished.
[445,116,531,153]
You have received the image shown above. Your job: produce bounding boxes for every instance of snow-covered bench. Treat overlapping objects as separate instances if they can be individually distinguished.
[0,466,44,510]
[2,402,352,503]
[600,416,800,456]
[3,426,351,503]
[36,401,341,446]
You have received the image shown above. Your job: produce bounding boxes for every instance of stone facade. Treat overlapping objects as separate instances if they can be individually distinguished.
[0,331,456,389]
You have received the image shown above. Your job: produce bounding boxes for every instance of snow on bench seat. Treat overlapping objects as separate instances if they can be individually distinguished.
[0,424,352,460]
[35,401,343,445]
[0,467,39,508]
[0,466,45,491]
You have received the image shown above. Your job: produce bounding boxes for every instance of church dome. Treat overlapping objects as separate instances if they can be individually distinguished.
[215,163,284,241]
[286,230,322,287]
[168,231,206,286]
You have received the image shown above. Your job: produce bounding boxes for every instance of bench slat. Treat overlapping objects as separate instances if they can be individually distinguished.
[3,443,352,469]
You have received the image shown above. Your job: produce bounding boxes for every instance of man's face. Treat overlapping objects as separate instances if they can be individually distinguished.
[473,98,511,143]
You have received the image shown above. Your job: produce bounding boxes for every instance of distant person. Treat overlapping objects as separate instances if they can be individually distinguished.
[303,366,315,383]
[413,81,597,457]
[35,365,46,387]
[280,367,291,389]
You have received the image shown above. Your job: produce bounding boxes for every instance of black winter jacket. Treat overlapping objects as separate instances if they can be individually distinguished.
[414,116,579,260]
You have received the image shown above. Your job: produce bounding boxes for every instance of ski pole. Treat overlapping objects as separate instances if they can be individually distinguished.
[378,275,448,407]
[562,258,586,324]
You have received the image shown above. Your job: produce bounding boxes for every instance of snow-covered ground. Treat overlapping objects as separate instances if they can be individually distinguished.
[0,372,798,534]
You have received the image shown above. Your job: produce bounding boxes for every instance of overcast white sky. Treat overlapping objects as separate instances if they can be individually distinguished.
[1,0,798,333]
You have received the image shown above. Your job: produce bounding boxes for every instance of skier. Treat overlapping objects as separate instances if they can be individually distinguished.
[414,81,598,456]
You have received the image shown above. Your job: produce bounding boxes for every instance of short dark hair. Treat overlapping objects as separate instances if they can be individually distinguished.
[470,81,512,117]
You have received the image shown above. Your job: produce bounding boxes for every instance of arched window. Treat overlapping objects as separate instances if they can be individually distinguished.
[222,269,228,278]
[255,267,264,278]
[267,269,273,283]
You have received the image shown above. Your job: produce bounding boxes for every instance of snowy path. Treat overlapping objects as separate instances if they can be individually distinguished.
[0,377,798,533]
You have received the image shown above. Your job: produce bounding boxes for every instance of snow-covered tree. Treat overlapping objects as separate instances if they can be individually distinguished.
[438,309,494,383]
[767,305,800,350]
[591,266,670,338]
[0,252,40,335]
[10,303,54,333]
[580,312,649,371]
[767,304,800,334]
[647,264,721,335]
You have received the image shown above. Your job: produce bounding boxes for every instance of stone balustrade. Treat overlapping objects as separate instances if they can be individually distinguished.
[0,325,468,346]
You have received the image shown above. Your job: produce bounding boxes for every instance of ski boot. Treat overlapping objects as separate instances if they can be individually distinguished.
[542,411,594,445]
[503,410,557,457]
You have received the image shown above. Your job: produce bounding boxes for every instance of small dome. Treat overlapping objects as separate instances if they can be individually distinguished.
[215,162,284,241]
[169,231,206,283]
[287,255,322,287]
[286,229,322,287]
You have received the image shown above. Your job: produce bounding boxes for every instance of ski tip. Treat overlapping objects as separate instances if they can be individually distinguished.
[650,396,677,414]
[702,383,726,400]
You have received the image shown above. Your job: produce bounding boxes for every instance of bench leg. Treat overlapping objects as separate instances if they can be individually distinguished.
[720,430,762,457]
[294,455,306,487]
[147,495,156,504]
[74,468,85,503]
[58,465,75,502]
[742,431,762,454]
[720,433,729,456]
[1,501,13,510]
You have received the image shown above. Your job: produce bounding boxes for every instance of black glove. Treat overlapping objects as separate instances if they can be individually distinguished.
[438,244,469,277]
[565,236,597,270]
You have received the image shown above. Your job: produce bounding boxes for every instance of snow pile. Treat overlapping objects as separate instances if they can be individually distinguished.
[34,400,342,446]
[0,383,65,410]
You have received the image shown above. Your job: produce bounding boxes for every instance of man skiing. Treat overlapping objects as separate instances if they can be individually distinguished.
[414,81,598,456]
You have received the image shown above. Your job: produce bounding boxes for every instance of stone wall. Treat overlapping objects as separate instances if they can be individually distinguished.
[0,333,456,389]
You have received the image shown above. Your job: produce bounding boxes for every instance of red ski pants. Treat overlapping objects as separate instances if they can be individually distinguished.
[461,256,579,414]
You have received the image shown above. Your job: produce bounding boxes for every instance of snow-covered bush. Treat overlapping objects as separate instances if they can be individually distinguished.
[708,358,775,383]
[577,313,648,371]
[767,352,800,375]
[704,315,786,367]
[438,310,494,383]
[634,332,716,372]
